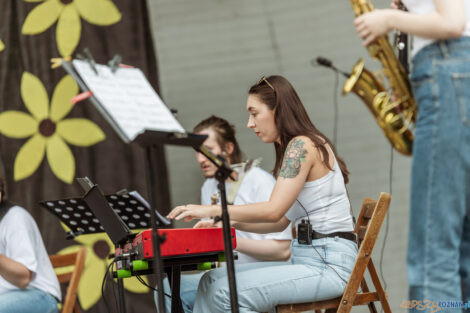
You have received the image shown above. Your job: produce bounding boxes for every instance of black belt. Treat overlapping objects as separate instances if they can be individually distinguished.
[312,230,356,243]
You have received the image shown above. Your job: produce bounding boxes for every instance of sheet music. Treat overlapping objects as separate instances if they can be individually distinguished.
[72,60,185,141]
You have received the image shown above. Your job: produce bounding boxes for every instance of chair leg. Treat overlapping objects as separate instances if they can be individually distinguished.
[73,301,80,313]
[360,279,378,313]
[368,261,392,313]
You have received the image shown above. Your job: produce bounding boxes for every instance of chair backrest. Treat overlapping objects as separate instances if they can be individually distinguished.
[50,247,87,313]
[337,192,391,313]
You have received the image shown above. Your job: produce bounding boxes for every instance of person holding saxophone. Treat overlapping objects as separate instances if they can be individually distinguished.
[354,0,470,310]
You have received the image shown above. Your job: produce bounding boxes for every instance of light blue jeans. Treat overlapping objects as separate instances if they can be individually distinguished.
[408,37,470,312]
[192,238,357,313]
[0,288,59,313]
[155,263,290,313]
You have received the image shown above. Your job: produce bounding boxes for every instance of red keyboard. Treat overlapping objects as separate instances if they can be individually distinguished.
[116,227,237,259]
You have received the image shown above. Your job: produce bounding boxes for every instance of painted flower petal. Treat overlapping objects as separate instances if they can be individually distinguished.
[50,75,78,122]
[57,118,105,147]
[0,39,4,52]
[77,250,107,310]
[21,72,49,120]
[14,134,46,181]
[46,134,75,183]
[123,276,150,294]
[56,4,81,57]
[75,0,122,26]
[22,0,63,35]
[0,111,38,138]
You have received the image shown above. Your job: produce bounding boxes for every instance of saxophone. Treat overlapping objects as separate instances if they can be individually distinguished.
[344,0,416,155]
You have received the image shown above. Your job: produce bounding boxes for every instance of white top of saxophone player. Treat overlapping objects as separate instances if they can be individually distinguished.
[403,0,470,57]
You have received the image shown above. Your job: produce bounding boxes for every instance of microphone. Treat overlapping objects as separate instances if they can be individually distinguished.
[315,57,333,68]
[312,56,349,78]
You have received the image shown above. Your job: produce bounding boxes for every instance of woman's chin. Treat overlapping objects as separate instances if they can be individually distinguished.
[259,136,274,143]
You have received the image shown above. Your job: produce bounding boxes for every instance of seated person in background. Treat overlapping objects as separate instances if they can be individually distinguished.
[0,174,61,313]
[155,115,292,313]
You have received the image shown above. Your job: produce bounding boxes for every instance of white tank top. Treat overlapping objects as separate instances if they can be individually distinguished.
[402,0,470,57]
[285,152,354,234]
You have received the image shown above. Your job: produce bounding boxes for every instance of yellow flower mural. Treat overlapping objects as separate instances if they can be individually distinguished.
[0,72,105,183]
[57,232,149,310]
[22,0,122,57]
[0,39,4,52]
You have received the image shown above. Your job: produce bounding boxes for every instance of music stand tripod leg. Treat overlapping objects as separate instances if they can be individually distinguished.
[145,146,167,313]
[216,169,239,313]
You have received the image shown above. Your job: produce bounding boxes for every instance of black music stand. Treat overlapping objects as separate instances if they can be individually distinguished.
[40,187,170,238]
[41,178,134,313]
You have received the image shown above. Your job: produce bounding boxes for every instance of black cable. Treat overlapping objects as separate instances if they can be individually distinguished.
[135,274,180,311]
[135,275,173,299]
[112,268,120,313]
[333,71,339,147]
[101,261,115,313]
[296,200,349,285]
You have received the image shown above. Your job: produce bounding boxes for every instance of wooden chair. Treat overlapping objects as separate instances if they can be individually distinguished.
[49,247,87,313]
[276,192,392,313]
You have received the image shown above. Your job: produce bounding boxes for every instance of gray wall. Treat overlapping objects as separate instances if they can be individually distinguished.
[148,0,410,311]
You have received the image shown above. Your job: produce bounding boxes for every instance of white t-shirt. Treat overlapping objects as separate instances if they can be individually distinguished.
[402,0,470,57]
[0,206,61,300]
[201,166,292,264]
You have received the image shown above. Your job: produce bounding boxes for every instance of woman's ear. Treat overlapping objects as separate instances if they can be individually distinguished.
[224,142,235,157]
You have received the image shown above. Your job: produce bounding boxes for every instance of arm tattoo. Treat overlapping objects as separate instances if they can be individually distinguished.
[279,138,308,179]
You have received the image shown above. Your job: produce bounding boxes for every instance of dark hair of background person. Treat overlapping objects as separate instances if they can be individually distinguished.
[248,75,350,184]
[0,173,6,203]
[193,115,244,164]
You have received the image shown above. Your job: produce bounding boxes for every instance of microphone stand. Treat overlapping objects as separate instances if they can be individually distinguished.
[196,147,239,313]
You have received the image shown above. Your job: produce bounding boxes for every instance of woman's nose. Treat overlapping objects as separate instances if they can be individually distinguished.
[247,116,255,128]
[196,152,206,163]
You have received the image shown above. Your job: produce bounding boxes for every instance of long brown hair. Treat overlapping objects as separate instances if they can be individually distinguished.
[248,75,349,183]
[193,115,244,164]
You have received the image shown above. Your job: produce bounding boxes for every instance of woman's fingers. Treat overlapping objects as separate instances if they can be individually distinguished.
[194,220,216,228]
[358,29,371,40]
[174,210,191,221]
[363,34,377,46]
[167,205,191,219]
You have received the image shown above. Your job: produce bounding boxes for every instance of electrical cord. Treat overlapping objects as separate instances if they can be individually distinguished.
[135,274,182,311]
[112,268,120,313]
[101,260,116,313]
[101,257,175,313]
[296,200,349,286]
[333,71,339,147]
[135,275,174,300]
